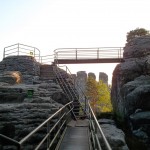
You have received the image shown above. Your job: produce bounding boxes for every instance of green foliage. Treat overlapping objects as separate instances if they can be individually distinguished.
[97,80,112,112]
[86,77,112,114]
[126,28,149,42]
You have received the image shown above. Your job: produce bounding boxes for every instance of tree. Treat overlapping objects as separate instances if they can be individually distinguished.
[86,77,112,114]
[97,80,112,112]
[126,28,149,42]
[86,76,99,114]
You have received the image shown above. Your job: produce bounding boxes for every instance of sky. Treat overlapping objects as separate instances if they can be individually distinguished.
[0,0,150,84]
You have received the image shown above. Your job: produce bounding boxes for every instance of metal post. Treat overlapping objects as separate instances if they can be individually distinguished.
[85,97,87,112]
[47,121,50,149]
[3,48,5,58]
[97,48,99,59]
[34,48,35,58]
[18,43,19,55]
[76,49,77,60]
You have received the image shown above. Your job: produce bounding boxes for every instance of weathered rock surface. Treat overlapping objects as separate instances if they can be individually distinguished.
[98,119,129,150]
[0,56,40,84]
[0,58,67,149]
[0,71,22,84]
[88,72,96,80]
[75,71,87,103]
[99,72,108,85]
[111,36,150,148]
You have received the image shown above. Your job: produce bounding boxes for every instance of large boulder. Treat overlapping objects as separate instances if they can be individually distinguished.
[98,119,129,150]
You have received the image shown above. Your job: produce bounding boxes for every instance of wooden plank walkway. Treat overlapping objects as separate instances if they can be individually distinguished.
[58,119,90,150]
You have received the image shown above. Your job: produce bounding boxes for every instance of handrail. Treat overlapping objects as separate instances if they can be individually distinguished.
[53,63,88,117]
[0,134,21,149]
[3,43,41,62]
[0,101,73,150]
[19,101,73,146]
[88,101,112,150]
[40,54,55,64]
[54,47,124,61]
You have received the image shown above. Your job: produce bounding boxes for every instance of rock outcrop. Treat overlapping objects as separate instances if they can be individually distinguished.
[111,36,150,148]
[0,56,40,84]
[0,81,64,149]
[0,56,71,149]
[88,72,96,80]
[99,72,108,85]
[98,119,129,150]
[75,71,87,103]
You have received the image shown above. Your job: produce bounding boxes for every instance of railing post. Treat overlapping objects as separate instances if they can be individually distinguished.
[3,48,5,58]
[85,97,87,112]
[76,49,77,60]
[18,43,19,56]
[97,48,99,59]
[47,121,50,149]
[34,48,35,58]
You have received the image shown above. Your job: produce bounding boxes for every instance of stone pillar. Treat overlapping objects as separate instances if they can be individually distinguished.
[75,71,87,103]
[88,72,96,80]
[99,72,108,85]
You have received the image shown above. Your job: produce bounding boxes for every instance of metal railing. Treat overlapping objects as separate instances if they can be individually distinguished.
[3,43,41,62]
[53,60,88,116]
[54,47,123,60]
[0,101,73,150]
[54,56,112,149]
[40,54,55,64]
[88,101,112,150]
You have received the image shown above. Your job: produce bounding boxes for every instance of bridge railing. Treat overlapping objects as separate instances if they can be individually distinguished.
[54,47,123,60]
[88,101,112,150]
[3,43,41,62]
[0,101,73,150]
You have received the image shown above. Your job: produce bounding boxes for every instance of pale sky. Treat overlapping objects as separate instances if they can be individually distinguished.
[0,0,150,84]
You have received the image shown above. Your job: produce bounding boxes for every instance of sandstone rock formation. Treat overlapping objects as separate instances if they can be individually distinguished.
[75,71,87,103]
[0,56,70,149]
[111,36,150,148]
[99,72,108,85]
[98,119,129,150]
[0,81,64,149]
[0,56,40,84]
[88,72,96,80]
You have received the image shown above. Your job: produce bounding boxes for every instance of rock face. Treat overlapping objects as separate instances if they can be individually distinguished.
[0,56,71,149]
[99,72,108,85]
[88,72,96,80]
[111,36,150,148]
[0,56,40,84]
[75,71,87,103]
[98,119,129,150]
[0,81,65,149]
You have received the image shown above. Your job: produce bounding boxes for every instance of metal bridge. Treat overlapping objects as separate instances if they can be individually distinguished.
[54,47,124,64]
[0,44,123,149]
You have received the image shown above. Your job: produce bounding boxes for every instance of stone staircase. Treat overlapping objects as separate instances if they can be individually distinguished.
[40,65,56,80]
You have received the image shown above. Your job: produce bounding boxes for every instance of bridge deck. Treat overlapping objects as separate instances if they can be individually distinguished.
[55,58,124,64]
[59,119,90,150]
